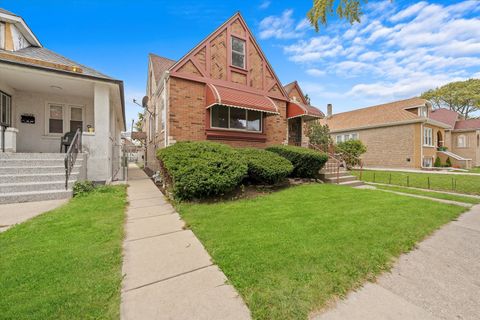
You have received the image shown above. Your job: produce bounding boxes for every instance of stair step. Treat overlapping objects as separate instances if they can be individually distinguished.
[338,180,364,187]
[0,158,84,167]
[319,171,349,178]
[0,181,76,193]
[0,165,81,174]
[0,189,72,204]
[324,175,358,183]
[0,172,79,183]
[0,153,69,159]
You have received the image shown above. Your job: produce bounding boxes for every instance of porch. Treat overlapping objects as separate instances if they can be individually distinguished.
[0,61,124,182]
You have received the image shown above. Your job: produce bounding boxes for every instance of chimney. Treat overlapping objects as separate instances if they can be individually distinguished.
[327,104,333,118]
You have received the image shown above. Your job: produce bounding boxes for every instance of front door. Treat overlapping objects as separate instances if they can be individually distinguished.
[288,118,302,146]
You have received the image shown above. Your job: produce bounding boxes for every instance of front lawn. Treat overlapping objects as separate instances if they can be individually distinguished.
[469,167,480,174]
[177,184,466,319]
[353,169,480,195]
[0,186,126,320]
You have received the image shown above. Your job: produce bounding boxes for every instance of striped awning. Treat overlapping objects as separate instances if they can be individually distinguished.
[287,101,324,120]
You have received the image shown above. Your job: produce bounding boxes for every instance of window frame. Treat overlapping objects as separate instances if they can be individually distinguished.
[45,103,85,135]
[456,134,467,148]
[423,127,434,147]
[210,105,262,133]
[336,133,359,144]
[0,90,12,127]
[422,156,434,168]
[231,36,246,69]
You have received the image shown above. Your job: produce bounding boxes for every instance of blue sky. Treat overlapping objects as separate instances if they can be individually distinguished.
[3,0,480,128]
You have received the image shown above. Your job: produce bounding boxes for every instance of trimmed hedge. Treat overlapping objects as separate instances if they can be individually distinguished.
[266,145,328,178]
[239,148,293,184]
[157,141,247,200]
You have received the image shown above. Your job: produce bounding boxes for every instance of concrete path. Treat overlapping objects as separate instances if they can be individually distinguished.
[312,205,480,320]
[121,164,250,320]
[363,167,480,176]
[0,199,67,232]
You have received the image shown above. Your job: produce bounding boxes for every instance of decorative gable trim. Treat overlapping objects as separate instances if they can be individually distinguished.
[169,12,289,101]
[284,81,308,105]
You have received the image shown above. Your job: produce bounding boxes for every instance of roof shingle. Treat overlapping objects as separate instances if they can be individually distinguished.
[454,119,480,130]
[429,108,459,128]
[149,53,176,83]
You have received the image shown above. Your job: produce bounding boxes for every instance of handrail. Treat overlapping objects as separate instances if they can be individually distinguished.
[64,129,82,189]
[309,143,343,184]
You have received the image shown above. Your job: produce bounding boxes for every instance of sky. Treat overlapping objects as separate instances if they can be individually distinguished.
[2,0,480,129]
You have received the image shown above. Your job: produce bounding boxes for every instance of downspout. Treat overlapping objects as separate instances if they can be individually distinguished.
[163,71,170,147]
[420,122,424,168]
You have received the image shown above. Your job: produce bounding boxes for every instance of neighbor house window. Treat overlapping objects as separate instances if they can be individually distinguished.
[457,135,467,148]
[0,91,11,126]
[210,105,262,132]
[231,37,245,69]
[70,106,83,132]
[423,127,433,146]
[48,104,64,134]
[336,133,358,143]
[423,157,433,167]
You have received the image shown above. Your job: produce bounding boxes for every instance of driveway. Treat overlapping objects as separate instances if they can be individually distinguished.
[312,205,480,320]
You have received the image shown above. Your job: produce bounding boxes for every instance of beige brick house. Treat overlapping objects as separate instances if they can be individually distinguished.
[141,13,323,170]
[322,98,475,169]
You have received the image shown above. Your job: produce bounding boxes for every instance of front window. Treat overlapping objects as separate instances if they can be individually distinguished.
[423,157,433,167]
[70,107,83,132]
[457,135,467,148]
[423,127,433,146]
[231,37,245,69]
[211,105,262,132]
[48,104,64,134]
[0,91,11,126]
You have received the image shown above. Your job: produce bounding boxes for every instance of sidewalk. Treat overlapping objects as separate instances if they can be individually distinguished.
[312,204,480,320]
[121,164,250,320]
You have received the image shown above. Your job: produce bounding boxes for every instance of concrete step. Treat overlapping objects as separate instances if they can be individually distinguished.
[324,175,358,183]
[0,189,72,204]
[0,172,79,183]
[0,158,84,167]
[0,180,75,193]
[319,171,349,178]
[0,152,68,159]
[338,180,364,187]
[0,165,81,175]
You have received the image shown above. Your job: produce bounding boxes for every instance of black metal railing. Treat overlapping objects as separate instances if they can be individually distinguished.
[64,129,82,189]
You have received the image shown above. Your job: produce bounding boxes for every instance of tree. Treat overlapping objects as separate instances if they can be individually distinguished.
[421,79,480,119]
[306,122,332,152]
[308,0,368,31]
[335,139,367,169]
[134,112,144,132]
[304,94,311,104]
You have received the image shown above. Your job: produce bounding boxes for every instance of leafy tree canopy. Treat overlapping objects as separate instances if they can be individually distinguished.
[421,79,480,119]
[308,0,368,31]
[134,112,144,132]
[307,122,332,152]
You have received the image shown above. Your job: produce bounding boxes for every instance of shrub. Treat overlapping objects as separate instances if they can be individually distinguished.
[239,148,293,184]
[335,140,367,169]
[157,141,248,200]
[446,157,452,167]
[434,156,442,167]
[73,180,95,197]
[306,122,332,152]
[266,145,328,178]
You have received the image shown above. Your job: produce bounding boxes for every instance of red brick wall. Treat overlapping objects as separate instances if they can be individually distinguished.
[168,77,287,148]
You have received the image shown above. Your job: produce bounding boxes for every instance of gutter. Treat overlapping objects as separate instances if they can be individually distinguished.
[329,117,451,134]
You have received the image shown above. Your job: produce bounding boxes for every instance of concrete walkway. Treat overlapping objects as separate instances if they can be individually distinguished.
[312,204,480,320]
[121,164,250,320]
[0,199,67,232]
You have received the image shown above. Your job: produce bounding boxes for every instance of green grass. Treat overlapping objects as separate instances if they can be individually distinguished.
[353,169,480,195]
[0,186,127,320]
[177,184,466,319]
[469,167,480,174]
[372,184,480,204]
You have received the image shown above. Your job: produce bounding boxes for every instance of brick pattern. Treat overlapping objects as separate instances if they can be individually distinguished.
[248,45,263,90]
[194,47,206,71]
[210,31,227,80]
[289,87,303,102]
[230,18,246,38]
[178,60,202,76]
[231,71,247,85]
[450,131,480,166]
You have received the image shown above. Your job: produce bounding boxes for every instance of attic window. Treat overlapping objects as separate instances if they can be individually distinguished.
[231,37,245,69]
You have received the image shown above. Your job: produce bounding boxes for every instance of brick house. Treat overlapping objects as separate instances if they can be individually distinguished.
[322,98,475,169]
[142,13,323,170]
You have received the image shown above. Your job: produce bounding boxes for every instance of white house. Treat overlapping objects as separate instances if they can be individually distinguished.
[0,8,126,203]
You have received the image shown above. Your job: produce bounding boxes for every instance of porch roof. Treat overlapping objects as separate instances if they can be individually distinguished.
[205,84,279,115]
[287,101,324,120]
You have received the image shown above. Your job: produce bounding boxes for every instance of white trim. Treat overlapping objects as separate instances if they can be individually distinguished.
[44,102,85,136]
[0,12,42,47]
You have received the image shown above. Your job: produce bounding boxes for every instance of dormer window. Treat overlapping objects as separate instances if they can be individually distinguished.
[231,37,245,69]
[419,106,428,117]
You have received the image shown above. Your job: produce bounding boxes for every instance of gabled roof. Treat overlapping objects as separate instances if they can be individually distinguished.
[454,119,480,130]
[149,53,175,83]
[322,97,428,132]
[0,7,41,47]
[429,108,459,128]
[283,81,308,105]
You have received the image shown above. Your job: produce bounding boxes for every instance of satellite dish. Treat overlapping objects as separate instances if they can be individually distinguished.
[142,96,149,108]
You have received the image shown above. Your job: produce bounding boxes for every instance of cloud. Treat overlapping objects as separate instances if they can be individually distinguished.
[259,0,270,10]
[389,1,428,22]
[306,68,326,77]
[283,36,344,62]
[258,9,308,39]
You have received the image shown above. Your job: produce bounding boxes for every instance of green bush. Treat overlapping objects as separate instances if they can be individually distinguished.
[239,148,293,184]
[434,156,442,167]
[73,180,95,197]
[335,140,367,168]
[446,157,452,167]
[157,141,248,200]
[266,145,328,178]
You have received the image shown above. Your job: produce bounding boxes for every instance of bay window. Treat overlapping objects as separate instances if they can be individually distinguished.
[211,105,262,132]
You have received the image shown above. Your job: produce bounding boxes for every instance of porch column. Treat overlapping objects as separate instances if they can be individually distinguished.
[87,83,112,182]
